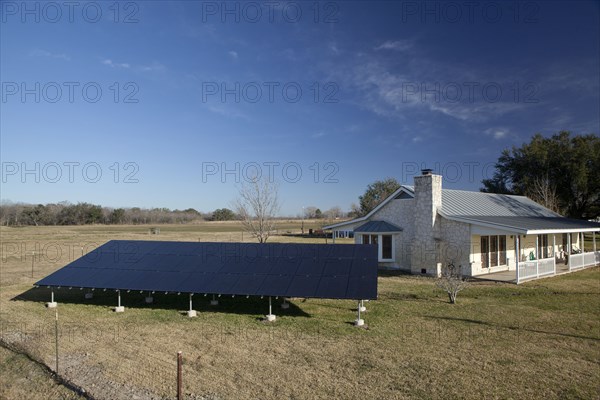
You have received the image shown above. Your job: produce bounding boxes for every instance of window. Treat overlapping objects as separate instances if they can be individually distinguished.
[382,235,393,260]
[362,235,377,244]
[490,235,498,267]
[481,236,490,268]
[499,236,507,265]
[481,235,507,268]
[362,234,393,261]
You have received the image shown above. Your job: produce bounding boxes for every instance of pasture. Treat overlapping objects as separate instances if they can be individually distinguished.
[1,223,599,399]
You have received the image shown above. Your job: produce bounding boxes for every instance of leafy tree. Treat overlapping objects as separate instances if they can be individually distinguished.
[358,178,401,216]
[109,208,126,224]
[212,208,236,221]
[482,131,600,219]
[314,208,323,219]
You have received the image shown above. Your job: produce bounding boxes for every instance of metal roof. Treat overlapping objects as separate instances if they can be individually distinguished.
[325,183,599,234]
[35,240,378,300]
[440,189,560,217]
[354,220,403,233]
[447,215,600,233]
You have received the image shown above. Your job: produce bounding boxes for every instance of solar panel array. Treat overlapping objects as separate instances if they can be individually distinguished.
[35,240,378,300]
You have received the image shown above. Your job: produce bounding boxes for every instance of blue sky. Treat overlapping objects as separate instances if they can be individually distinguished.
[1,0,599,216]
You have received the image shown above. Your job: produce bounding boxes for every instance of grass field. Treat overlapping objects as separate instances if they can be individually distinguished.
[1,224,599,399]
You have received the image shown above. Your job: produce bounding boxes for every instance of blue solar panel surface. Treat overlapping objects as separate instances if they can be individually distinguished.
[35,240,378,300]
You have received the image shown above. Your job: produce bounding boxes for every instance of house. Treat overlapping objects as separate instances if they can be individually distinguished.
[324,170,600,283]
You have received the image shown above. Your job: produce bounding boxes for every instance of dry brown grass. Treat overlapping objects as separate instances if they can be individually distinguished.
[1,224,599,399]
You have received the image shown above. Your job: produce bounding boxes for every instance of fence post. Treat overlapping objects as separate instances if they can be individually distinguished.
[177,351,182,400]
[55,309,59,373]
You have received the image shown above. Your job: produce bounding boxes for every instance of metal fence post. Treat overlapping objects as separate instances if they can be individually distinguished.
[177,351,182,400]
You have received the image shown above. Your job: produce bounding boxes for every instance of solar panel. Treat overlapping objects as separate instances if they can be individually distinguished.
[35,240,378,300]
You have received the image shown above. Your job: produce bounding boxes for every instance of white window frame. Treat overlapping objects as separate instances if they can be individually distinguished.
[361,233,395,262]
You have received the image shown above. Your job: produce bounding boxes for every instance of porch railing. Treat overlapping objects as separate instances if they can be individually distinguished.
[569,251,600,270]
[519,257,555,282]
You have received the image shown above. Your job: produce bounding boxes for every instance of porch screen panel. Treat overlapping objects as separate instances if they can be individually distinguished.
[481,236,489,268]
[538,234,549,258]
[490,235,498,267]
[499,236,507,265]
[362,235,370,244]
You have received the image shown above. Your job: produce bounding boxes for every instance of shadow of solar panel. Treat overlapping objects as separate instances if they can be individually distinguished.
[286,275,319,298]
[315,276,349,299]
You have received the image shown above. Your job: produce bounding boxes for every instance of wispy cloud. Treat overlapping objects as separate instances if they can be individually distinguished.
[375,40,413,52]
[228,50,239,60]
[484,127,509,140]
[139,61,166,72]
[29,49,70,61]
[312,131,326,139]
[102,59,130,69]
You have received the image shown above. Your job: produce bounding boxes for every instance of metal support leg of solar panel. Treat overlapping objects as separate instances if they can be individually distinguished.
[359,300,366,312]
[46,290,57,308]
[187,294,197,317]
[145,291,154,304]
[266,296,276,322]
[210,294,218,306]
[281,298,290,309]
[114,290,125,312]
[355,300,364,327]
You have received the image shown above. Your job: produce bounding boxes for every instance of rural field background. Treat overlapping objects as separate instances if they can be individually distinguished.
[1,223,599,399]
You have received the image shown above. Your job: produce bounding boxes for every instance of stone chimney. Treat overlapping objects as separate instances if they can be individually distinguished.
[411,169,442,275]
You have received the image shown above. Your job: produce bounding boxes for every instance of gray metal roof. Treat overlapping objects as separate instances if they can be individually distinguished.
[354,220,403,233]
[453,215,600,232]
[440,189,560,217]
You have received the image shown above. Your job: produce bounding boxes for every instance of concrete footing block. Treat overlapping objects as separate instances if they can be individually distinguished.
[266,314,276,322]
[46,302,57,308]
[354,319,365,327]
[84,293,93,299]
[210,300,219,306]
[145,296,154,304]
[187,310,197,318]
[359,306,367,312]
[281,302,290,309]
[114,306,125,313]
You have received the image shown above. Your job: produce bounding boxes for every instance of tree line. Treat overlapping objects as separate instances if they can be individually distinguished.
[0,202,349,227]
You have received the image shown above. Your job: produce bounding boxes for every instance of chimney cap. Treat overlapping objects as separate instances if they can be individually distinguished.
[421,169,433,176]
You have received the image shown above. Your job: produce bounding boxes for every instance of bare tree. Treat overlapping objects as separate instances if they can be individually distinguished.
[234,178,280,243]
[526,175,562,214]
[435,262,469,304]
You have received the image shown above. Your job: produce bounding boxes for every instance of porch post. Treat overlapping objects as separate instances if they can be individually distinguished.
[332,230,336,244]
[551,234,555,275]
[515,235,520,284]
[594,231,596,252]
[535,235,539,278]
[567,233,572,270]
[581,232,584,253]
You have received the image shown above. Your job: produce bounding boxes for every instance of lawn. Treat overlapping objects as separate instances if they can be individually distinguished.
[1,224,599,399]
